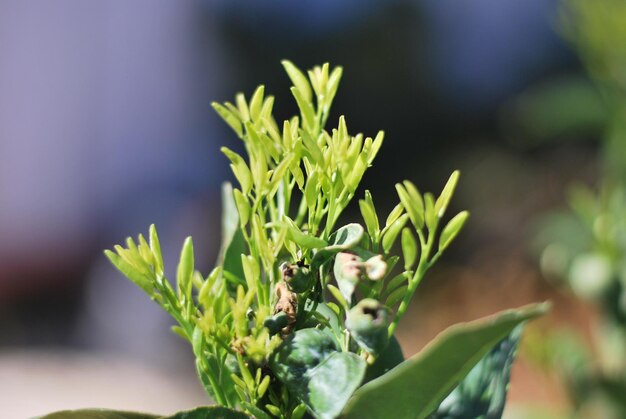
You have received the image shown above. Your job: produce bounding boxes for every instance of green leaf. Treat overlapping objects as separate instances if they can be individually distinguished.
[327,283,349,309]
[424,193,436,231]
[221,147,252,194]
[325,66,343,109]
[291,87,315,131]
[176,237,194,300]
[359,191,380,241]
[305,352,366,419]
[312,224,365,267]
[282,60,313,103]
[212,102,243,137]
[430,325,524,419]
[37,409,159,419]
[163,406,252,418]
[232,188,250,227]
[364,335,404,383]
[341,302,550,419]
[217,183,246,283]
[435,170,460,219]
[384,203,404,231]
[148,224,164,273]
[401,228,418,270]
[249,85,264,123]
[270,328,339,387]
[438,211,469,252]
[235,93,250,122]
[396,183,424,230]
[105,250,152,294]
[286,224,329,249]
[382,214,409,254]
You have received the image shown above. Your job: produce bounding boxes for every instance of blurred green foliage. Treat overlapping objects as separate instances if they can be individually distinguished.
[518,0,626,417]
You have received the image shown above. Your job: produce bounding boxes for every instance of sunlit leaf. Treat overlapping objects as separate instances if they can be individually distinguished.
[341,303,550,419]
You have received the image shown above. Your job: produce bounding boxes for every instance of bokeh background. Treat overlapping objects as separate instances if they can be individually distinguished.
[1,0,623,417]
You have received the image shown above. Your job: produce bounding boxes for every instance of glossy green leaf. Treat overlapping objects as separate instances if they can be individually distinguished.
[306,352,366,419]
[270,328,339,387]
[401,227,418,270]
[341,302,550,419]
[438,211,469,252]
[282,60,312,103]
[435,170,460,218]
[37,409,159,419]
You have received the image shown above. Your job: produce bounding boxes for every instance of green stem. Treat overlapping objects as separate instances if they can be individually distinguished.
[387,220,439,338]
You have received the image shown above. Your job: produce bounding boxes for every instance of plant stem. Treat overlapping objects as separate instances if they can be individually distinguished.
[387,219,439,338]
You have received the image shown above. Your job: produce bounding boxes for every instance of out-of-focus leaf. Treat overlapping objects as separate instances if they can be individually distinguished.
[341,302,550,419]
[37,409,159,419]
[282,60,312,103]
[164,406,251,418]
[510,76,606,144]
[364,335,404,383]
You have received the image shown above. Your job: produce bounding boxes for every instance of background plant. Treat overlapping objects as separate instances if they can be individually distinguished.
[513,0,626,417]
[44,61,547,419]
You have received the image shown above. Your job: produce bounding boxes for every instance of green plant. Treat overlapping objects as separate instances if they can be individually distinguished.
[42,61,547,419]
[511,0,626,417]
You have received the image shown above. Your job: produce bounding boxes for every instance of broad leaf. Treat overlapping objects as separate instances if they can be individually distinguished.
[340,302,549,419]
[164,406,251,419]
[306,352,366,419]
[429,325,524,419]
[364,335,404,383]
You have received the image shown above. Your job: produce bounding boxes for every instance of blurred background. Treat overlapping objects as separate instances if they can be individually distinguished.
[1,0,624,417]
